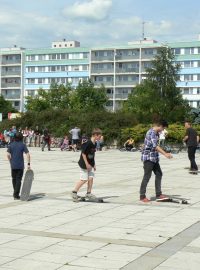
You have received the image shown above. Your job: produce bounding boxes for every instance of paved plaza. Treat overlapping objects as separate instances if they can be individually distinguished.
[0,148,200,270]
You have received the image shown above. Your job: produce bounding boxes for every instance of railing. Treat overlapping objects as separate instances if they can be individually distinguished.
[91,68,114,74]
[94,81,114,86]
[1,71,21,76]
[1,83,21,88]
[2,95,21,99]
[115,81,138,86]
[91,56,114,61]
[115,55,140,60]
[116,68,139,73]
[1,60,21,65]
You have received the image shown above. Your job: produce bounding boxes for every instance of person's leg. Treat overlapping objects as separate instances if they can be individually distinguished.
[153,162,163,197]
[140,161,154,199]
[189,146,198,170]
[13,169,24,198]
[11,169,17,196]
[73,180,87,192]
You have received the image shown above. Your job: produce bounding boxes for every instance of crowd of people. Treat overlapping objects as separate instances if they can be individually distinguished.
[0,126,104,152]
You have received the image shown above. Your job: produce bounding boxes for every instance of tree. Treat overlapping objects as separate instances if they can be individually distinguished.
[0,95,17,119]
[25,83,73,112]
[124,47,190,122]
[70,80,108,111]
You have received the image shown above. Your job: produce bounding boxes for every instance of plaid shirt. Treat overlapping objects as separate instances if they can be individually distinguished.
[141,128,159,163]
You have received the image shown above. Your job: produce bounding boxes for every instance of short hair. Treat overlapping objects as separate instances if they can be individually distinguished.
[154,120,168,128]
[92,128,102,136]
[14,132,23,141]
[184,121,191,126]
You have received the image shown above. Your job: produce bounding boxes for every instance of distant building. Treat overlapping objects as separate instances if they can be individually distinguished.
[24,42,89,111]
[90,39,161,111]
[169,40,200,108]
[1,39,200,112]
[0,46,25,111]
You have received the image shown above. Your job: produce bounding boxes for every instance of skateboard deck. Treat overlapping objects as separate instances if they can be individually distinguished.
[21,170,34,201]
[157,196,189,204]
[77,196,104,203]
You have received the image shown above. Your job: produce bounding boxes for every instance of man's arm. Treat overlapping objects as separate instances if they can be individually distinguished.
[183,135,188,142]
[156,145,172,159]
[26,152,31,169]
[197,135,200,144]
[7,152,11,162]
[82,153,91,170]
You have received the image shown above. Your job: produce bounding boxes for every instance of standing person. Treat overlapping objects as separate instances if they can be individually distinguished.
[139,120,173,203]
[183,121,199,174]
[28,128,34,147]
[42,128,51,151]
[69,126,80,151]
[7,132,30,200]
[71,128,102,202]
[159,128,168,147]
[34,126,40,147]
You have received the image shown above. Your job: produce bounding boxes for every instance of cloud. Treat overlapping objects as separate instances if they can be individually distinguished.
[63,0,112,21]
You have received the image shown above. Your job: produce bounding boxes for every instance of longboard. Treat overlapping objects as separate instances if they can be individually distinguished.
[156,196,189,204]
[20,170,34,201]
[77,196,104,203]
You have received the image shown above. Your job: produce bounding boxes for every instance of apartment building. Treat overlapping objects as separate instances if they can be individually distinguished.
[90,40,161,110]
[169,40,200,108]
[24,41,89,110]
[0,47,25,111]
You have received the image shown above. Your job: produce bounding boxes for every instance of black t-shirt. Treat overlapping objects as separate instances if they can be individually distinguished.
[78,140,96,169]
[185,128,198,147]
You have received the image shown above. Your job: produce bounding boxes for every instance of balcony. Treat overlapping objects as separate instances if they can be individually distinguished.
[107,93,129,99]
[1,83,21,88]
[115,55,140,60]
[115,80,138,86]
[141,54,156,59]
[1,60,21,65]
[116,67,139,73]
[91,68,114,74]
[1,71,21,76]
[91,56,114,62]
[94,81,113,86]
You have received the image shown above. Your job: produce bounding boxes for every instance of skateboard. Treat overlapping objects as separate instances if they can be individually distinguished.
[189,170,199,175]
[20,169,34,201]
[77,196,104,203]
[156,196,189,204]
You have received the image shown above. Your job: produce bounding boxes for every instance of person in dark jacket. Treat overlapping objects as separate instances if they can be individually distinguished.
[7,132,31,199]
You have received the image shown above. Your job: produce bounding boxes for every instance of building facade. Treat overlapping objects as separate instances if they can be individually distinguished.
[0,47,25,111]
[24,42,89,111]
[1,39,200,112]
[169,41,200,108]
[90,40,161,110]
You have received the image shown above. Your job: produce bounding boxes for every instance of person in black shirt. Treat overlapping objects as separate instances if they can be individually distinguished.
[71,128,102,201]
[183,121,199,174]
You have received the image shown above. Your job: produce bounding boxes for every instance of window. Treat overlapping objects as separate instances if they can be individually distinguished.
[38,55,46,61]
[184,74,193,81]
[27,55,35,61]
[27,90,35,97]
[197,75,200,81]
[28,78,35,84]
[38,66,46,72]
[197,88,200,94]
[82,65,88,71]
[28,67,35,72]
[172,48,181,55]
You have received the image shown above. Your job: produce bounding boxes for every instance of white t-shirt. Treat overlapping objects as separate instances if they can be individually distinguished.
[159,129,168,140]
[70,128,80,140]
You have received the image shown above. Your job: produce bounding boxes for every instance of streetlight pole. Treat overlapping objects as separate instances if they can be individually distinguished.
[113,48,116,112]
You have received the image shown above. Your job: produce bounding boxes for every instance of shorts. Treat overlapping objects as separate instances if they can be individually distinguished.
[72,139,79,145]
[80,168,95,181]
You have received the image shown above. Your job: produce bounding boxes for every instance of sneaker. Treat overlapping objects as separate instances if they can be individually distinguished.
[14,196,20,200]
[71,191,79,202]
[85,193,97,200]
[140,197,151,203]
[156,195,169,201]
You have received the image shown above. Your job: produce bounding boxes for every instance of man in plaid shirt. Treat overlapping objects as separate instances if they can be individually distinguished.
[140,120,173,202]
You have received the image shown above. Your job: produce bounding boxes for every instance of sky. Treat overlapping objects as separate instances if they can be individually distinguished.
[0,0,200,49]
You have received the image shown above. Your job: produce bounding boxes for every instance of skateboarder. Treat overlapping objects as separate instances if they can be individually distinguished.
[139,120,173,203]
[7,132,31,200]
[183,121,199,174]
[71,128,102,201]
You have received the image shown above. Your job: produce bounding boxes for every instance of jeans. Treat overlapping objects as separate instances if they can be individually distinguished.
[140,161,163,199]
[42,140,50,151]
[11,169,24,198]
[188,146,198,170]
